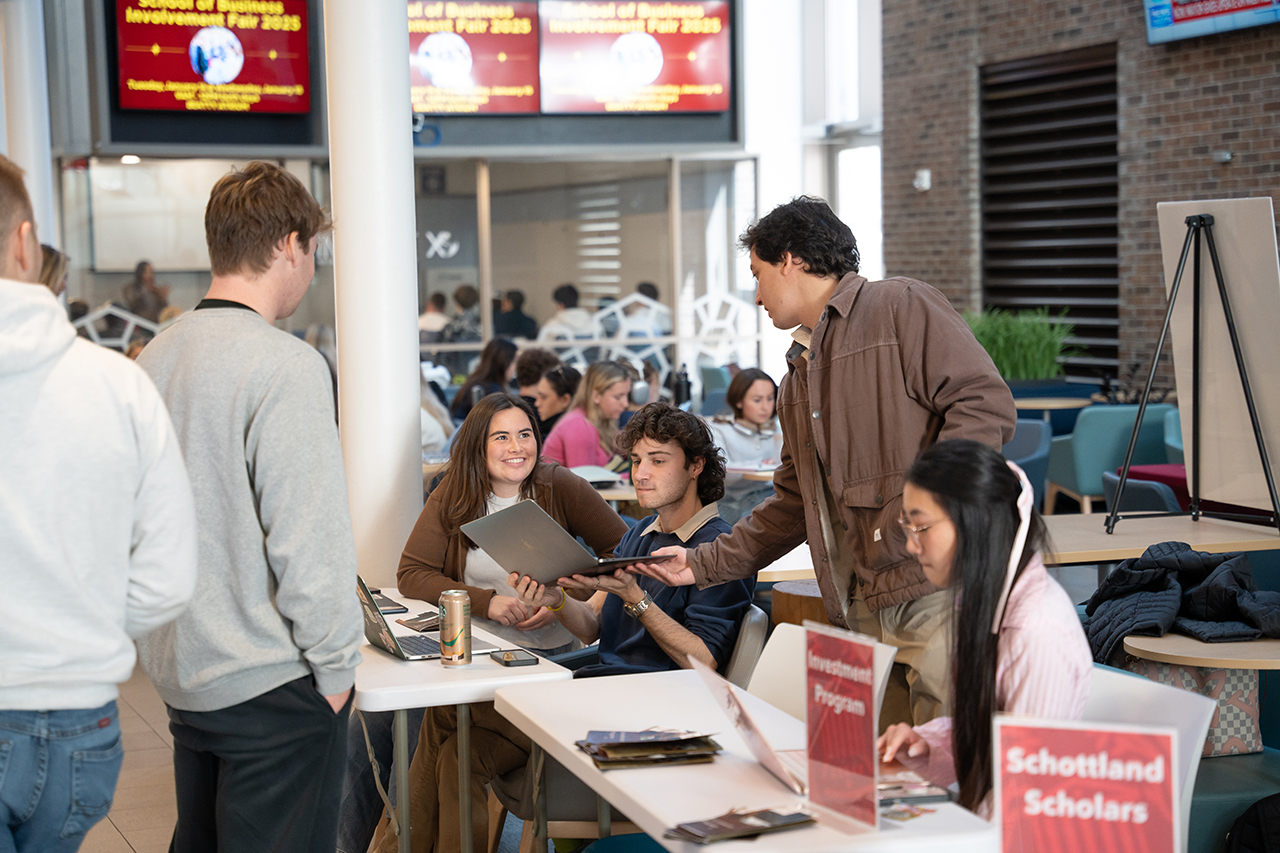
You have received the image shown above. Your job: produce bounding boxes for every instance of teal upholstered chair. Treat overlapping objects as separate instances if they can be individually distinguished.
[1045,403,1175,514]
[1002,419,1053,510]
[1165,407,1185,464]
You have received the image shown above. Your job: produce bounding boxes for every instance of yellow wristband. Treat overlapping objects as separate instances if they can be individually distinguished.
[548,588,566,612]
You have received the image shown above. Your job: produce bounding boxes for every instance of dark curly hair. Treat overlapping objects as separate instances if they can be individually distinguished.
[616,402,726,505]
[738,195,859,279]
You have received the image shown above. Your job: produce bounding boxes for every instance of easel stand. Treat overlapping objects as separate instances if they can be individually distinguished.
[1105,214,1280,534]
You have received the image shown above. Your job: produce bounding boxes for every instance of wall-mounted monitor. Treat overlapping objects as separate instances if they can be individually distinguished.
[115,0,311,113]
[538,0,730,114]
[1143,0,1280,44]
[409,1,541,114]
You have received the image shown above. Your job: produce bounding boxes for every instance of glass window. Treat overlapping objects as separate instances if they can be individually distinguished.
[836,144,884,281]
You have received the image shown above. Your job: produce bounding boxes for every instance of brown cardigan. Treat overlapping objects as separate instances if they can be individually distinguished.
[396,461,630,616]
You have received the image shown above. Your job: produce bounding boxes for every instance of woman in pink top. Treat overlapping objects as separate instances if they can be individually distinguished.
[542,361,632,471]
[878,439,1092,817]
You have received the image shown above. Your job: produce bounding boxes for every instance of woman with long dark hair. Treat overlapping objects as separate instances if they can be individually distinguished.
[449,336,518,421]
[877,439,1091,816]
[342,393,628,853]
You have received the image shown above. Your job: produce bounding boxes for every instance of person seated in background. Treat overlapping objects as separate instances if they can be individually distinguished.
[442,285,481,343]
[530,363,580,438]
[420,371,454,457]
[513,347,561,428]
[122,260,169,323]
[418,292,450,340]
[542,360,632,473]
[543,283,594,338]
[626,281,672,336]
[450,336,517,422]
[38,244,68,296]
[493,288,538,339]
[877,439,1092,818]
[362,393,630,853]
[706,368,783,525]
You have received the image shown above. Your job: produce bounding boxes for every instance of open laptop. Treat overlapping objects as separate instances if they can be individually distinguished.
[460,500,673,585]
[356,577,496,660]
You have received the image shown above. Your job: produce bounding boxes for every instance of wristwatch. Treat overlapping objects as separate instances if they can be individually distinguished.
[623,591,653,619]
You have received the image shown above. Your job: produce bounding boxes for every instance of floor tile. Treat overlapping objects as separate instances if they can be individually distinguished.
[108,802,177,833]
[120,825,175,853]
[121,746,175,772]
[79,819,134,853]
[111,782,176,811]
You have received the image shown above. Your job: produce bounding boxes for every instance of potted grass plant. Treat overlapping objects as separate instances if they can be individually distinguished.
[963,307,1076,383]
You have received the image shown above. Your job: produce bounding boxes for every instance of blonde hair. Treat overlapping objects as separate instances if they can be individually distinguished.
[573,361,631,455]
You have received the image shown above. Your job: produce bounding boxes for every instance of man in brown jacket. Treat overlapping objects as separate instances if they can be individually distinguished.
[634,196,1016,727]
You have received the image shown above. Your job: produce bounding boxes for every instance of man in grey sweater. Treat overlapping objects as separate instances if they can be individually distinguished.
[137,162,362,853]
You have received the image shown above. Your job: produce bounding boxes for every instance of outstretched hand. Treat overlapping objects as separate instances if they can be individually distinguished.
[626,546,694,586]
[559,568,640,600]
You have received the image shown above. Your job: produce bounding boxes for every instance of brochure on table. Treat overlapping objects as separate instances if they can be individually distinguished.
[806,622,879,831]
[994,717,1178,853]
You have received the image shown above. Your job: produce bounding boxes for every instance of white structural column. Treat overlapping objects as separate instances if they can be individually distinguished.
[0,0,58,244]
[323,0,422,588]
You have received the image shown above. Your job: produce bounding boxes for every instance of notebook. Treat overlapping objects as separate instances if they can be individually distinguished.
[356,577,495,661]
[460,500,673,585]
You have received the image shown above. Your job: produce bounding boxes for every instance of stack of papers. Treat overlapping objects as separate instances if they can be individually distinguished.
[570,465,623,487]
[665,807,815,844]
[575,729,722,769]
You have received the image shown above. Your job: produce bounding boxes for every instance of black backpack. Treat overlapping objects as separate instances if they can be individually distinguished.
[1226,793,1280,852]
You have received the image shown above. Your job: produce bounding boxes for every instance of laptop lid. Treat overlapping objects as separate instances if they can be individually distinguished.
[690,657,806,795]
[461,500,606,584]
[356,577,434,660]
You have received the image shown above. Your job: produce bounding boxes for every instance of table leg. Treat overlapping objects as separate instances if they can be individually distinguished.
[597,795,611,838]
[532,743,548,851]
[458,702,472,853]
[394,709,411,853]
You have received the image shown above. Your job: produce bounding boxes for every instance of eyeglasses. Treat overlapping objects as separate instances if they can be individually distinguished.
[897,514,938,544]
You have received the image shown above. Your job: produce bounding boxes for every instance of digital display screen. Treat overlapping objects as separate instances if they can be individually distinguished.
[409,2,540,114]
[1143,0,1280,43]
[538,0,731,114]
[116,0,310,113]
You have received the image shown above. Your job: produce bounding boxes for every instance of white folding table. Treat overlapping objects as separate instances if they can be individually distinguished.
[494,669,997,852]
[354,591,572,853]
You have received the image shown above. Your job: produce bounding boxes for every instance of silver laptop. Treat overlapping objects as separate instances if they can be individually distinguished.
[356,577,495,660]
[460,500,673,585]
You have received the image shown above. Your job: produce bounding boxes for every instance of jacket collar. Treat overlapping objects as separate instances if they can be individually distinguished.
[639,502,720,542]
[787,273,868,367]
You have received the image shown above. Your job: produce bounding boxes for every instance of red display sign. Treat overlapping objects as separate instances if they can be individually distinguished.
[806,625,878,830]
[117,0,310,113]
[538,0,730,114]
[995,719,1178,853]
[408,2,540,114]
[1170,0,1272,24]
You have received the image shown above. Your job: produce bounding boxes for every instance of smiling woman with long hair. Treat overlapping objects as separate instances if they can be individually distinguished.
[877,439,1091,817]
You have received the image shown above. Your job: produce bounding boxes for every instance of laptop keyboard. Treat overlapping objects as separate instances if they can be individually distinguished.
[398,634,441,656]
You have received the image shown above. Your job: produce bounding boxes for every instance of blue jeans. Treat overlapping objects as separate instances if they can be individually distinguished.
[0,702,123,853]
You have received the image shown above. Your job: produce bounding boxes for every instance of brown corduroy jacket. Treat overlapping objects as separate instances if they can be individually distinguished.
[689,273,1016,620]
[397,462,630,615]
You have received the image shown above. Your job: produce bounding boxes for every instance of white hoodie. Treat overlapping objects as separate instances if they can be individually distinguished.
[0,278,197,710]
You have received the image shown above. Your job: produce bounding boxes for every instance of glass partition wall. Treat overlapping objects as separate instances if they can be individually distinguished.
[58,155,760,410]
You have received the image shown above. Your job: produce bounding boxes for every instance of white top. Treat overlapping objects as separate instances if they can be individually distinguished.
[464,494,574,651]
[708,418,783,467]
[0,279,198,710]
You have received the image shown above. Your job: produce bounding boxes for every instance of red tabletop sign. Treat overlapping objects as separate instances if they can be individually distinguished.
[539,0,731,114]
[408,1,540,114]
[995,719,1178,853]
[806,624,878,830]
[117,0,310,113]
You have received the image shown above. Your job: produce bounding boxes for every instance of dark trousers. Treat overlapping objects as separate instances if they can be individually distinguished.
[167,676,352,853]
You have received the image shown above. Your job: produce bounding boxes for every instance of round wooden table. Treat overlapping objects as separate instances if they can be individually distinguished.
[770,579,829,627]
[1014,396,1093,422]
[742,469,775,482]
[1123,634,1280,669]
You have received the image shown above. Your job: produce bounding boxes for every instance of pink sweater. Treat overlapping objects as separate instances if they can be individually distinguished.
[903,554,1092,813]
[542,408,611,469]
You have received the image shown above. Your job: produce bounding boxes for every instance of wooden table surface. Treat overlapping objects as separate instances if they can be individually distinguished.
[1043,513,1280,565]
[1014,396,1094,411]
[1123,634,1280,669]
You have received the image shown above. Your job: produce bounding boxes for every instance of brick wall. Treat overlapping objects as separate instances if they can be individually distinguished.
[882,0,1280,383]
